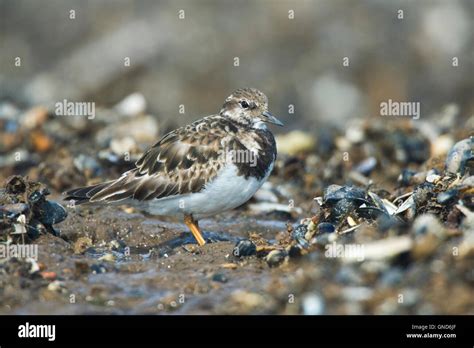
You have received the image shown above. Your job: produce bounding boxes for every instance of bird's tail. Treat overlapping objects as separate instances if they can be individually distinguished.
[63,181,114,205]
[64,168,160,205]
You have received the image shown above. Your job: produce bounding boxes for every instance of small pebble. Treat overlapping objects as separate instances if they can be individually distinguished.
[220,263,238,270]
[211,273,228,283]
[436,189,458,204]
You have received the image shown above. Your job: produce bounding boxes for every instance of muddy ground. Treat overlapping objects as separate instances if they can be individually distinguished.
[1,103,473,315]
[1,198,472,315]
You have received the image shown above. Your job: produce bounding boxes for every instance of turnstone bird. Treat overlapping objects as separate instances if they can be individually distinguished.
[65,88,283,246]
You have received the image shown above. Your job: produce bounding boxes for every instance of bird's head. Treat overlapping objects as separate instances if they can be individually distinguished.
[219,88,284,129]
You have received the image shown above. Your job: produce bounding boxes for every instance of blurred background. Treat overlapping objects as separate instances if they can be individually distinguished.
[1,0,474,131]
[1,0,473,316]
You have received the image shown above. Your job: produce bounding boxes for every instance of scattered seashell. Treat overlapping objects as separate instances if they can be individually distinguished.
[318,222,336,234]
[291,224,309,248]
[347,216,357,227]
[265,249,287,267]
[398,169,418,187]
[437,189,459,204]
[343,236,412,263]
[34,199,68,226]
[353,157,377,176]
[233,239,257,257]
[248,202,302,215]
[323,185,367,204]
[445,136,474,175]
[426,173,442,183]
[0,203,28,220]
[98,253,116,262]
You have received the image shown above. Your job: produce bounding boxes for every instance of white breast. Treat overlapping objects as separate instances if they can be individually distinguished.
[144,162,273,218]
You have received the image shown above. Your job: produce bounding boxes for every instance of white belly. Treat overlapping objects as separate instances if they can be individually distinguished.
[143,163,272,218]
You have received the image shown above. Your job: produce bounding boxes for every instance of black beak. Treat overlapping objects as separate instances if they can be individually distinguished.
[262,111,284,126]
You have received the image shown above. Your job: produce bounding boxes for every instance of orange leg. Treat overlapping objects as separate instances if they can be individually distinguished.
[184,214,206,246]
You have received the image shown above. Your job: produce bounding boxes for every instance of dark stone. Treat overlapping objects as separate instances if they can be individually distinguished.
[211,273,228,283]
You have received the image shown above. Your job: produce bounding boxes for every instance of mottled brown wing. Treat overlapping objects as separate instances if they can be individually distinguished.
[89,116,234,203]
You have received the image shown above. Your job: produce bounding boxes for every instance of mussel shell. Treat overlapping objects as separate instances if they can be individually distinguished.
[28,190,45,203]
[377,214,405,232]
[265,249,287,267]
[357,206,388,220]
[367,192,389,215]
[398,169,417,187]
[329,198,358,223]
[323,185,367,205]
[413,182,435,206]
[354,157,377,176]
[233,239,257,257]
[33,200,68,225]
[437,189,459,204]
[291,224,310,248]
[317,222,336,234]
[0,203,29,220]
[445,137,474,175]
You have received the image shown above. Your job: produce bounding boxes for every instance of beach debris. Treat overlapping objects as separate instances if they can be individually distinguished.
[265,249,287,267]
[445,136,473,175]
[233,239,257,257]
[0,176,67,242]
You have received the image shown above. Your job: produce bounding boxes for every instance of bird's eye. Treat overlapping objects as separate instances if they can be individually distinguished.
[240,100,250,109]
